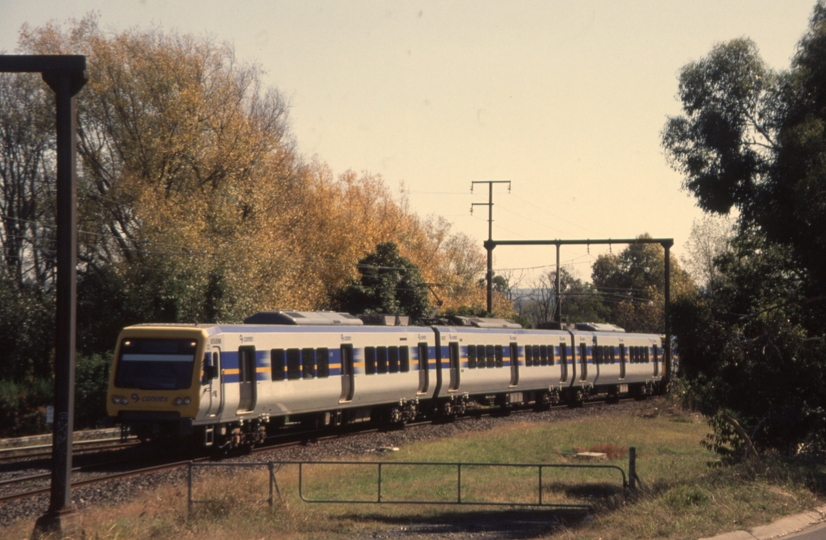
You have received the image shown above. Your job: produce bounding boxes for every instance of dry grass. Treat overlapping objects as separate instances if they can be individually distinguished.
[7,402,824,539]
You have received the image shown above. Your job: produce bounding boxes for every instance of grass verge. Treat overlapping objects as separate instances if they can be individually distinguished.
[8,401,824,539]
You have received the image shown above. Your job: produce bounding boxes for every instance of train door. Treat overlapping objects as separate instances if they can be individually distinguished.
[579,342,588,382]
[509,343,519,387]
[237,346,257,413]
[448,342,460,391]
[559,342,568,382]
[339,344,354,403]
[205,348,224,417]
[652,342,659,377]
[417,342,429,394]
[592,337,601,382]
[619,344,626,379]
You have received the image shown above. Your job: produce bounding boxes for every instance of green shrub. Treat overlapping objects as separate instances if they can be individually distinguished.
[75,352,112,429]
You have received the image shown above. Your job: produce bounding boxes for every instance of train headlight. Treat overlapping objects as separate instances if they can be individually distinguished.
[174,397,183,406]
[183,397,191,405]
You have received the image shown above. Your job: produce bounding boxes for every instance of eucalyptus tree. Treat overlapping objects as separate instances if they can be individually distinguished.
[662,3,826,458]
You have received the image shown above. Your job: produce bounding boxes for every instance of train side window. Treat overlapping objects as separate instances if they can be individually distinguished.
[525,345,533,367]
[302,348,315,379]
[239,346,256,383]
[645,347,650,363]
[485,345,495,368]
[579,343,588,380]
[539,345,548,366]
[417,342,429,394]
[610,346,616,364]
[548,344,555,366]
[495,345,503,368]
[202,353,212,384]
[388,346,399,373]
[594,346,601,365]
[400,346,410,372]
[271,349,286,381]
[377,346,388,374]
[653,344,659,376]
[467,345,476,369]
[365,347,376,375]
[532,345,540,367]
[478,345,487,368]
[287,348,301,380]
[317,348,329,378]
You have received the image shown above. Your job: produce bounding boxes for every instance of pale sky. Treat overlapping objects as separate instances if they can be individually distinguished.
[0,1,817,285]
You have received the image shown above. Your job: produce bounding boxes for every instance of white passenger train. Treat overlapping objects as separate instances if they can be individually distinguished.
[106,311,666,449]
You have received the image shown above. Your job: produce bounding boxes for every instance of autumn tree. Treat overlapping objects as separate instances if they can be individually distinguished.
[0,16,506,434]
[9,17,304,337]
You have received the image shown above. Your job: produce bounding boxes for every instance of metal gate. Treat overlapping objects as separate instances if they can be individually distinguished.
[188,454,637,512]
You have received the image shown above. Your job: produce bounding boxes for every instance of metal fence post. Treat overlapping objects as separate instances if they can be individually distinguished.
[628,447,636,491]
[268,462,274,508]
[188,461,193,513]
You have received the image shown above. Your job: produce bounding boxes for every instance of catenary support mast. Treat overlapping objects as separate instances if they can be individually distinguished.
[0,55,88,539]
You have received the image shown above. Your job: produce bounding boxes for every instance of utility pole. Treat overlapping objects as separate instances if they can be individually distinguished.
[471,180,510,314]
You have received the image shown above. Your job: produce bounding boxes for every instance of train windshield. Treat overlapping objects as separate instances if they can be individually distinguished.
[115,338,198,390]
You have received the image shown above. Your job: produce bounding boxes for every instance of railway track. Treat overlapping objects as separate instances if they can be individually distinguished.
[0,437,139,464]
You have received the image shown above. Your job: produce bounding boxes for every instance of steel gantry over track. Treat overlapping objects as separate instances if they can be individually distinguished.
[482,236,674,385]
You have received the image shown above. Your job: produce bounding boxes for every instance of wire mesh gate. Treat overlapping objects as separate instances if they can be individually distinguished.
[188,455,634,512]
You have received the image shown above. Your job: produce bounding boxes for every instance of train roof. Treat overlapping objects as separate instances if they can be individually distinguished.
[573,322,626,332]
[243,310,364,326]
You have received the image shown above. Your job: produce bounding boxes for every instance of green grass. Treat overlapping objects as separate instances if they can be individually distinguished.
[8,400,824,539]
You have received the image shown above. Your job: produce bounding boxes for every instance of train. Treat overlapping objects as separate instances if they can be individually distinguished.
[106,311,668,449]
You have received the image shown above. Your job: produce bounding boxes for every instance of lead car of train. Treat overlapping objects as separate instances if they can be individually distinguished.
[106,311,667,449]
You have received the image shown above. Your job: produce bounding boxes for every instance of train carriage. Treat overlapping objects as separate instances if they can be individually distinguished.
[107,311,667,450]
